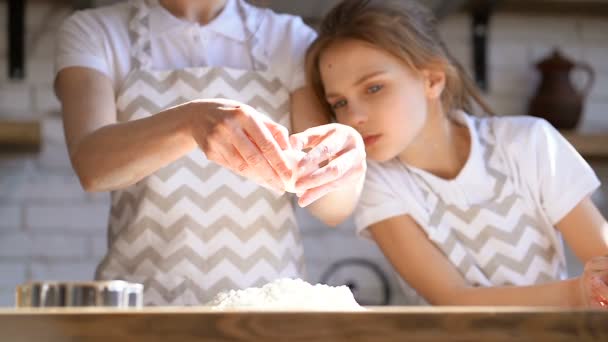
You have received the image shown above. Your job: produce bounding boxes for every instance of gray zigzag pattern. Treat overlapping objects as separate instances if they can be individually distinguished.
[451,214,548,255]
[122,68,285,95]
[142,275,274,305]
[128,3,149,69]
[110,184,290,218]
[115,215,297,245]
[152,156,215,182]
[438,229,477,280]
[421,118,558,284]
[118,95,191,121]
[428,193,519,227]
[479,127,509,199]
[440,214,555,272]
[439,230,555,284]
[118,93,289,122]
[108,245,301,276]
[483,245,557,283]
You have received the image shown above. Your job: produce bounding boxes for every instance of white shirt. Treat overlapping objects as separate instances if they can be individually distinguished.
[54,0,317,93]
[355,112,600,264]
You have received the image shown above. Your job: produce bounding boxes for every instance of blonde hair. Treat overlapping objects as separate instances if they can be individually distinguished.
[306,0,493,120]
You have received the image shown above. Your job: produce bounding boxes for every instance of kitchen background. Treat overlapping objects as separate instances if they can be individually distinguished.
[0,0,607,306]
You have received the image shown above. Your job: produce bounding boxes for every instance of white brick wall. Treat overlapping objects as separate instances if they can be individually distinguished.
[0,204,21,230]
[26,204,109,231]
[0,2,607,307]
[440,13,608,130]
[0,234,34,259]
[0,83,32,116]
[0,264,27,288]
[30,262,97,281]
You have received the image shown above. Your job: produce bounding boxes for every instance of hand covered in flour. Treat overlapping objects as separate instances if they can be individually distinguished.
[288,123,366,207]
[189,98,292,192]
[578,256,608,308]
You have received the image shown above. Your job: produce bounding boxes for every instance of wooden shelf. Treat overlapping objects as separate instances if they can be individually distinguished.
[561,131,608,159]
[0,120,41,153]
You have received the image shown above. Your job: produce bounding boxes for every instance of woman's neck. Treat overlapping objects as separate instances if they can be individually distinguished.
[398,103,471,180]
[159,0,228,25]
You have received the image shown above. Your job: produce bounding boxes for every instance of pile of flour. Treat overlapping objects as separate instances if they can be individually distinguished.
[205,278,364,310]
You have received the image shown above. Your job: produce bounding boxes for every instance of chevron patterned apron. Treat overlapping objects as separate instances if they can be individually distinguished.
[404,118,565,290]
[95,0,305,305]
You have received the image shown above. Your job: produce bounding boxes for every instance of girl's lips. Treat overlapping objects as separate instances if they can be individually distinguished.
[363,134,381,146]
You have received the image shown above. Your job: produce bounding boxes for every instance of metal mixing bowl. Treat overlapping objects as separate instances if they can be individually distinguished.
[15,280,143,308]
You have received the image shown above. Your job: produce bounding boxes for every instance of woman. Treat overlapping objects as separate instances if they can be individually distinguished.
[55,0,366,305]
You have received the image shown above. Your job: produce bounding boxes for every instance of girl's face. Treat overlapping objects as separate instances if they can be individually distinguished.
[319,39,442,162]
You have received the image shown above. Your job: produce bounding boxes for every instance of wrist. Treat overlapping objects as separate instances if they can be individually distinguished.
[171,101,198,150]
[568,277,585,308]
[356,159,367,191]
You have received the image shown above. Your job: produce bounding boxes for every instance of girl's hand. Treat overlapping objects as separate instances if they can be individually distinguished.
[579,256,608,308]
[289,123,366,207]
[189,99,292,193]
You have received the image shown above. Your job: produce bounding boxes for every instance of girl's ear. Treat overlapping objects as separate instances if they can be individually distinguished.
[422,69,446,100]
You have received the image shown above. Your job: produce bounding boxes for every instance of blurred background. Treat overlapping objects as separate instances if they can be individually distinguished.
[0,0,607,306]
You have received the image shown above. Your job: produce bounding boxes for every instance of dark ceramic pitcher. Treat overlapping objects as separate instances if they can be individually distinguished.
[528,49,595,130]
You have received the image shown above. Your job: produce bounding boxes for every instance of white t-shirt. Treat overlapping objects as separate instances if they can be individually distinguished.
[355,112,600,265]
[54,0,316,93]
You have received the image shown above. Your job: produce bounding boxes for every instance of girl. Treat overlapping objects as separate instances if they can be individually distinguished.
[302,0,608,307]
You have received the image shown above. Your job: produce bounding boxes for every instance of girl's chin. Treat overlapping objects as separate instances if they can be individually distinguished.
[366,150,395,163]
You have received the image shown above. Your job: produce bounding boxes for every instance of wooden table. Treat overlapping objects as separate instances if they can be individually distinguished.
[1,306,608,341]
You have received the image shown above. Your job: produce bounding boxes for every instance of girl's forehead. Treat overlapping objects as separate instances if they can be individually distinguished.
[320,40,402,73]
[325,39,378,54]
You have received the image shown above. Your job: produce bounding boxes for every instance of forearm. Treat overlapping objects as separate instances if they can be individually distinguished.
[305,170,365,227]
[71,103,196,192]
[288,87,366,225]
[439,278,582,307]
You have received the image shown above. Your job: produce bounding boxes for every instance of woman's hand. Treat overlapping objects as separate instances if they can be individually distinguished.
[579,256,608,308]
[289,123,366,207]
[188,99,292,192]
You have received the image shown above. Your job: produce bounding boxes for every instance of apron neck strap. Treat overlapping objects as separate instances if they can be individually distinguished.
[235,0,266,70]
[128,0,266,71]
[128,0,155,69]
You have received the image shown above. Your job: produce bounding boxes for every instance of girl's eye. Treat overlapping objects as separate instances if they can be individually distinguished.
[331,99,347,110]
[367,84,383,94]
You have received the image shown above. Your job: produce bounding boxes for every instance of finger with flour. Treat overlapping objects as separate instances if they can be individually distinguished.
[282,148,307,193]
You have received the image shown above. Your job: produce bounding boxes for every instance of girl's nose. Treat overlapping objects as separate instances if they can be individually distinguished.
[346,106,367,127]
[350,112,367,128]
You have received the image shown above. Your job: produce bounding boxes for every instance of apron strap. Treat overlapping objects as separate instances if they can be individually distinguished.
[235,0,268,71]
[128,0,154,69]
[127,0,268,71]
